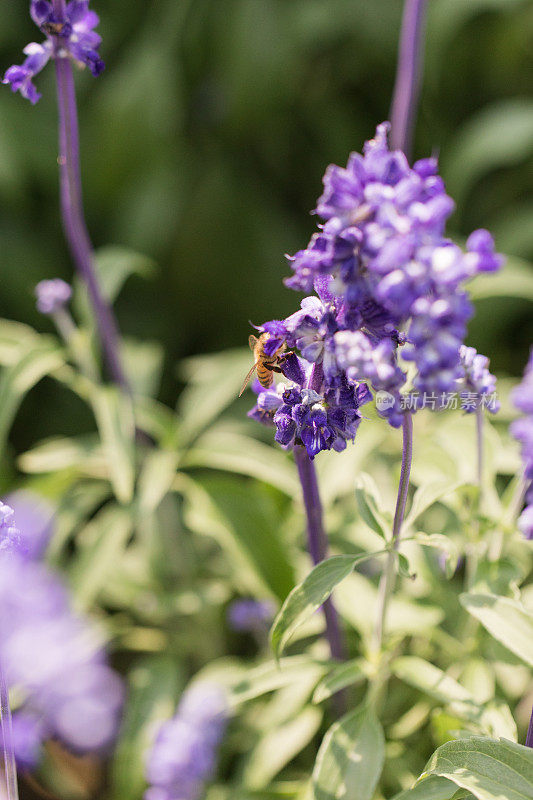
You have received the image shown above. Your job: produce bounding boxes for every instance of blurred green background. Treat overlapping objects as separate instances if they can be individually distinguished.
[1,0,532,448]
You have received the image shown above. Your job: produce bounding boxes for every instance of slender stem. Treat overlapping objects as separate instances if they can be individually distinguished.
[372,412,414,654]
[465,405,484,587]
[475,404,484,492]
[52,34,129,391]
[389,0,428,158]
[0,663,18,800]
[293,446,345,662]
[526,705,533,748]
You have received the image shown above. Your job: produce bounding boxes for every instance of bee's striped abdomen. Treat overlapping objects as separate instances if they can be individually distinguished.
[257,363,273,388]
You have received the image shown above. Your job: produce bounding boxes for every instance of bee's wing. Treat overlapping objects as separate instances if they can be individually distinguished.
[248,335,259,351]
[239,362,259,397]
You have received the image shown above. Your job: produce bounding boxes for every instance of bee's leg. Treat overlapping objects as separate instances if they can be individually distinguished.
[273,351,294,372]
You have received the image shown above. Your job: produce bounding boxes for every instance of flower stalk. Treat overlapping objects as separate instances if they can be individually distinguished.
[52,1,129,392]
[293,446,345,662]
[371,412,414,653]
[389,0,428,157]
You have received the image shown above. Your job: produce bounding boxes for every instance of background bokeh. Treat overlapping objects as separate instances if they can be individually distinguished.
[1,0,532,448]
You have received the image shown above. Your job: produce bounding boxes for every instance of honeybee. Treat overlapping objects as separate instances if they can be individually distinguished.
[43,21,66,35]
[239,333,286,397]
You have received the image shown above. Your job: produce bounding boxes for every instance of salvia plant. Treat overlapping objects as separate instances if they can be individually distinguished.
[1,1,533,800]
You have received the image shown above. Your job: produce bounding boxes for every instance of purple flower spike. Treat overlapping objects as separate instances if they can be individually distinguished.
[35,278,72,314]
[0,499,124,767]
[458,345,499,413]
[247,123,503,453]
[145,683,227,800]
[5,491,55,560]
[3,0,104,103]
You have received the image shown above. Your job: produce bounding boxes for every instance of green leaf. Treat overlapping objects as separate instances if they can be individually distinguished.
[90,386,136,504]
[333,571,444,639]
[391,656,478,715]
[271,553,384,659]
[133,396,178,447]
[444,100,533,205]
[110,655,180,800]
[137,449,179,516]
[0,338,65,457]
[420,737,533,800]
[405,481,465,530]
[80,246,155,309]
[230,657,327,706]
[0,319,41,364]
[312,659,368,704]
[469,256,533,303]
[177,348,253,446]
[397,552,414,579]
[181,427,299,496]
[18,435,105,477]
[244,707,323,789]
[393,775,459,800]
[179,473,295,600]
[415,533,460,578]
[70,505,133,609]
[354,473,391,539]
[460,593,533,667]
[312,705,384,800]
[122,338,164,398]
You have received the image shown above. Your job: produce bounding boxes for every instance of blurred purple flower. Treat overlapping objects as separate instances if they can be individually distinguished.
[3,0,104,104]
[457,345,499,413]
[35,279,72,315]
[511,350,533,539]
[145,683,227,800]
[227,599,275,633]
[5,491,55,560]
[0,501,123,768]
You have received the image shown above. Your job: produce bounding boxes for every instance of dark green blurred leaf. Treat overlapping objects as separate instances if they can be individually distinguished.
[179,472,295,599]
[445,101,533,204]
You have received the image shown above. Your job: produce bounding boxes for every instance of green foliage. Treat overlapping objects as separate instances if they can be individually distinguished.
[419,737,533,800]
[312,705,385,800]
[1,2,533,800]
[460,593,533,667]
[270,553,386,659]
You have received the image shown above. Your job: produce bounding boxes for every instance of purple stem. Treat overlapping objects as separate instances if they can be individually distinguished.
[51,3,129,391]
[526,706,533,748]
[389,0,428,158]
[293,445,345,662]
